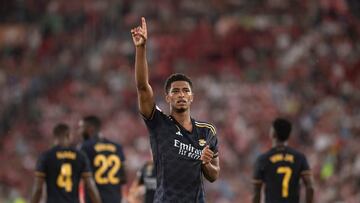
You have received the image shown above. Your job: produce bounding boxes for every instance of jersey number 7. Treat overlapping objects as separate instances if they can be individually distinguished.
[277,166,292,198]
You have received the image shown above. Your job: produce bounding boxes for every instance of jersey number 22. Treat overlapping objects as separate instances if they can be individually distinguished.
[94,154,121,185]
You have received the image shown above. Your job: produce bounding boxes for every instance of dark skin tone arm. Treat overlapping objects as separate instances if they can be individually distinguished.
[302,174,314,203]
[30,176,44,203]
[131,17,155,119]
[252,182,262,203]
[201,145,220,182]
[83,176,102,203]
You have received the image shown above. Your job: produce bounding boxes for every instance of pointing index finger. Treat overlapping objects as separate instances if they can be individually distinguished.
[141,17,147,30]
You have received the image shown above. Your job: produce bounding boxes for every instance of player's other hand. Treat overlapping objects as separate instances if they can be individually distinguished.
[201,145,214,165]
[131,17,147,47]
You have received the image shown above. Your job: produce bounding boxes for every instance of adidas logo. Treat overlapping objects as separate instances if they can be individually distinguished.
[176,131,183,136]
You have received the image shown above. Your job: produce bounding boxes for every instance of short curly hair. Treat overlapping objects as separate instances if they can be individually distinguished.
[164,73,193,94]
[53,123,70,138]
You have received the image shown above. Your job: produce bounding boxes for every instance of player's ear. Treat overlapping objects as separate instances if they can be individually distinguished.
[165,94,171,103]
[190,93,194,103]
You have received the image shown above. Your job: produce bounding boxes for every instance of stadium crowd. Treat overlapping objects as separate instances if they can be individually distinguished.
[0,0,360,202]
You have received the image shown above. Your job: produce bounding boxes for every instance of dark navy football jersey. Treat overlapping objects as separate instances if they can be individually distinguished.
[138,161,156,203]
[143,106,219,203]
[253,146,311,203]
[81,137,126,203]
[35,145,92,203]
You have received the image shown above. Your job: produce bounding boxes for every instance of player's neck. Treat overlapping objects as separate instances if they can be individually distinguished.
[171,111,191,121]
[55,139,70,147]
[273,140,287,148]
[171,111,192,129]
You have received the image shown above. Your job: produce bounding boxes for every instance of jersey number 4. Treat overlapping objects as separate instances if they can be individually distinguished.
[57,163,73,192]
[94,154,121,185]
[277,166,292,198]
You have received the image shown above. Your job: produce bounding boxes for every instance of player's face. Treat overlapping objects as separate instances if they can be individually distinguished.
[166,81,193,113]
[78,120,90,140]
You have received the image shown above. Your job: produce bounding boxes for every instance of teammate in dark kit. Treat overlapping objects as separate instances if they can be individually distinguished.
[79,115,127,203]
[129,160,156,203]
[252,118,314,203]
[30,123,102,203]
[131,17,220,203]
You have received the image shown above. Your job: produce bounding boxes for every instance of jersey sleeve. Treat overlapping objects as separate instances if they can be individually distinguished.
[117,145,126,162]
[253,155,266,184]
[79,151,92,177]
[117,145,127,184]
[197,121,219,157]
[208,132,219,157]
[143,105,165,134]
[300,153,311,176]
[35,153,47,178]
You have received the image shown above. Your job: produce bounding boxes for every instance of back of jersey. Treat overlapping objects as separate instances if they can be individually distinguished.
[254,146,310,203]
[35,146,92,203]
[81,138,126,203]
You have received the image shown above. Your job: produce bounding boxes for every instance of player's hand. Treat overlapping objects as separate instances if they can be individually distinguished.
[201,145,214,165]
[131,17,147,47]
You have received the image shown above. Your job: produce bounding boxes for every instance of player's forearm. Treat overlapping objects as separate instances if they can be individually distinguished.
[30,177,44,203]
[252,194,260,203]
[201,162,219,182]
[305,187,314,203]
[252,184,262,203]
[135,46,150,90]
[85,178,103,203]
[88,189,102,203]
[252,194,261,203]
[30,187,42,203]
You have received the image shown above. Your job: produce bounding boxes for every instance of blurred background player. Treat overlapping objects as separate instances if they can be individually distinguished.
[79,115,127,203]
[30,123,102,203]
[128,159,156,203]
[252,118,314,203]
[131,17,220,202]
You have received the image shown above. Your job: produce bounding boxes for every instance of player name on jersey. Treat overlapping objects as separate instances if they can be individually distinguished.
[94,143,116,152]
[56,151,77,160]
[270,153,294,163]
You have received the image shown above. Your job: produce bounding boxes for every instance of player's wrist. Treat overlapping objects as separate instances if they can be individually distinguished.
[202,161,210,166]
[135,43,146,48]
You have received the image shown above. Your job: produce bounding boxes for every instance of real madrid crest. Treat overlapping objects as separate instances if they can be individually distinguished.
[199,139,206,147]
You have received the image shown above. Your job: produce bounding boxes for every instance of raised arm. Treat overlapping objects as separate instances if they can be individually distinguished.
[83,176,102,203]
[131,17,155,118]
[30,176,44,203]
